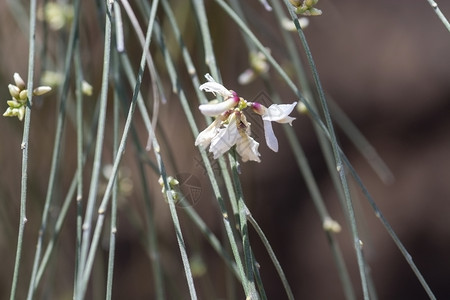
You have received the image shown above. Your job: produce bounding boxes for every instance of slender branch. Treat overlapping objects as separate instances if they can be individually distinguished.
[10,0,37,298]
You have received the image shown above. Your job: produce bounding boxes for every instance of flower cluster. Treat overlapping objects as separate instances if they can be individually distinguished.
[3,73,52,121]
[195,74,297,163]
[290,0,322,16]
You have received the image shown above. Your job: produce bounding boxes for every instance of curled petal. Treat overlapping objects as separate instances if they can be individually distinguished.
[209,120,239,159]
[263,120,279,152]
[195,118,222,148]
[199,81,232,98]
[199,74,233,98]
[236,133,261,162]
[262,102,297,124]
[199,97,239,117]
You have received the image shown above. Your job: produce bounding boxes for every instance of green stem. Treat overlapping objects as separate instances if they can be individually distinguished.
[105,50,121,300]
[10,0,37,298]
[77,1,113,298]
[26,0,81,298]
[426,0,450,32]
[246,209,294,300]
[282,3,370,298]
[153,6,251,296]
[229,153,258,299]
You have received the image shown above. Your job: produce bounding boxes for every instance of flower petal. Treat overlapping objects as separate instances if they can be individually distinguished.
[195,118,222,148]
[263,120,279,152]
[199,81,232,98]
[236,133,261,162]
[199,74,233,98]
[276,115,296,125]
[209,120,240,159]
[199,97,239,116]
[262,102,297,123]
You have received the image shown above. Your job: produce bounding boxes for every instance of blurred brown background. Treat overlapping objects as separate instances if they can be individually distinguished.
[1,0,450,299]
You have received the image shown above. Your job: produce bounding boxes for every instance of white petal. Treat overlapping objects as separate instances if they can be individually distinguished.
[276,115,296,125]
[195,118,221,148]
[199,97,238,116]
[209,121,239,159]
[262,102,297,123]
[199,81,232,98]
[236,134,261,162]
[263,120,279,152]
[204,73,215,82]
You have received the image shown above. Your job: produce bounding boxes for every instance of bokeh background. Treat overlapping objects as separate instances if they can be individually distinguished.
[1,0,450,299]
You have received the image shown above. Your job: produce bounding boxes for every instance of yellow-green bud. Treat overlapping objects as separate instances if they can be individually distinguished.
[289,0,302,7]
[13,73,26,90]
[305,0,318,8]
[295,6,308,14]
[8,84,20,98]
[323,217,341,233]
[309,7,322,16]
[19,90,28,101]
[3,106,26,121]
[17,107,25,121]
[297,101,308,114]
[82,80,93,96]
[33,86,52,96]
[7,100,21,108]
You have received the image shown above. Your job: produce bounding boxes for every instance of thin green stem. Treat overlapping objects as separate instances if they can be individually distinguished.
[191,0,220,80]
[180,2,258,296]
[426,0,450,32]
[10,0,37,298]
[328,100,394,184]
[26,1,81,298]
[77,1,113,298]
[73,24,84,298]
[229,153,258,299]
[105,50,121,300]
[282,3,370,298]
[113,62,165,298]
[246,209,294,300]
[79,1,163,298]
[152,9,250,296]
[341,153,437,300]
[152,17,201,299]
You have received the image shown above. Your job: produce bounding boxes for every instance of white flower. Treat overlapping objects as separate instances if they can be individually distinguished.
[252,102,297,152]
[199,74,234,98]
[195,74,294,163]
